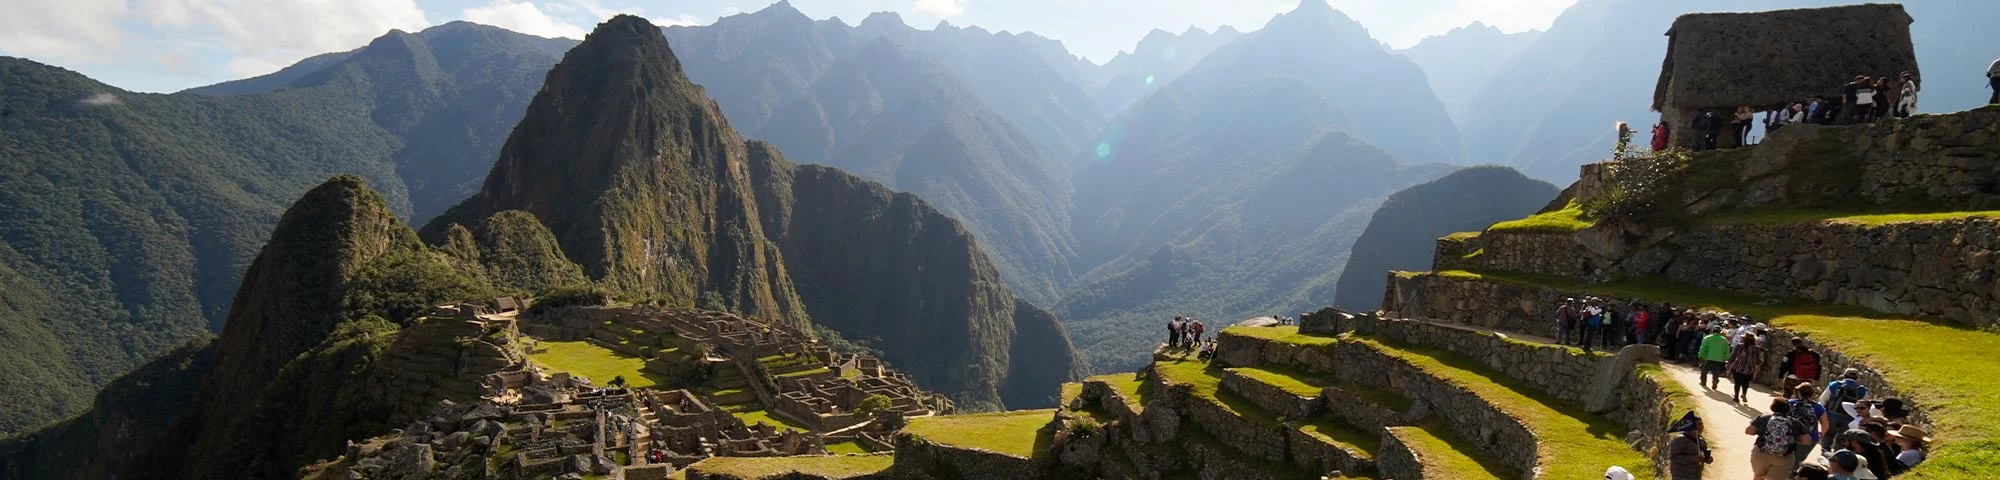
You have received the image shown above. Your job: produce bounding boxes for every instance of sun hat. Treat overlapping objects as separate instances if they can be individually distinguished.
[1603,466,1633,480]
[1887,425,1932,443]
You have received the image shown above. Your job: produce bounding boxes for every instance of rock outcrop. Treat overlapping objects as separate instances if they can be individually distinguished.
[424,15,1080,409]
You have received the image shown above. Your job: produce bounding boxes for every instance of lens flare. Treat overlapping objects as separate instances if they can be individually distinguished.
[1161,46,1178,60]
[1095,143,1113,158]
[1144,74,1155,86]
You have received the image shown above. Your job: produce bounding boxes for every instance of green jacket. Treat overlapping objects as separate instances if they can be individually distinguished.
[1698,334,1731,362]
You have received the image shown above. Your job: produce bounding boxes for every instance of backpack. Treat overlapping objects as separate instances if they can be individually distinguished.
[1787,399,1821,437]
[1758,415,1802,455]
[1793,350,1821,380]
[1831,379,1867,404]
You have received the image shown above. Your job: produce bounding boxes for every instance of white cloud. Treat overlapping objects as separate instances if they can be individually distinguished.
[652,13,704,27]
[224,56,287,77]
[913,0,966,18]
[78,93,123,106]
[463,0,590,39]
[0,0,132,65]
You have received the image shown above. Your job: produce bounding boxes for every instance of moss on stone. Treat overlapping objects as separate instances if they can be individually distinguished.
[1486,200,1595,234]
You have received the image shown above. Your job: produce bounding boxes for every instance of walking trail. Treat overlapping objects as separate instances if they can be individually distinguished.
[1445,325,1782,480]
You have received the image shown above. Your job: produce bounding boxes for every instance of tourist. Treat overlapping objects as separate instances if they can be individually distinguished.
[1557,298,1580,346]
[1989,56,2000,105]
[1600,302,1621,350]
[1727,334,1763,403]
[1896,73,1918,117]
[1605,466,1635,480]
[1191,319,1205,348]
[1698,327,1730,389]
[1668,412,1711,480]
[1652,122,1669,152]
[1691,109,1714,150]
[1888,425,1928,470]
[1861,422,1904,477]
[1789,383,1832,470]
[1734,106,1756,146]
[1806,98,1826,124]
[1167,317,1182,349]
[1795,463,1831,480]
[1703,109,1725,150]
[1821,369,1870,449]
[1749,399,1812,480]
[1629,304,1649,346]
[1781,339,1823,387]
[1872,77,1892,122]
[1878,398,1911,425]
[1582,300,1604,351]
[1833,429,1890,479]
[1843,76,1874,125]
[1788,103,1807,125]
[1828,450,1864,480]
[1679,311,1705,363]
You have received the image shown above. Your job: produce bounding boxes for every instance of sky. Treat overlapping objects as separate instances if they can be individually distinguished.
[0,0,1577,94]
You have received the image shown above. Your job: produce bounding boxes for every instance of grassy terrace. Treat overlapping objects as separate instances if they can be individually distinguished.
[1219,324,1338,348]
[1485,200,1594,234]
[1084,372,1150,413]
[824,440,870,455]
[1431,269,2000,478]
[1232,363,1412,413]
[719,402,812,431]
[1351,337,1648,479]
[1694,208,2000,228]
[527,339,665,388]
[681,454,893,479]
[1224,365,1382,458]
[1390,420,1511,480]
[901,409,1055,458]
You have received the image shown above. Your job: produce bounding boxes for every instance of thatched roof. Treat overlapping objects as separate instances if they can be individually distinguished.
[1652,4,1917,111]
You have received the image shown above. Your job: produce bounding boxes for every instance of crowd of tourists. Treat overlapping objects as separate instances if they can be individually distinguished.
[1664,72,1924,152]
[1165,316,1218,360]
[1555,298,1930,479]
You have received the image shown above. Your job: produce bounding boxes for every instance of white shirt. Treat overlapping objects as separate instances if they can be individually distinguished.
[1897,449,1925,467]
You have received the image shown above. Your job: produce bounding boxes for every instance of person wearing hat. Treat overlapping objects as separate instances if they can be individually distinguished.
[1556,298,1580,346]
[1888,425,1929,469]
[1604,465,1635,480]
[1828,449,1866,480]
[1667,412,1709,479]
[1821,369,1869,449]
[1698,326,1732,390]
[1833,429,1887,479]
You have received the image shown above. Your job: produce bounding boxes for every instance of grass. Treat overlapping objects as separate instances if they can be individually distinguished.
[1696,208,2000,228]
[1084,372,1150,413]
[1352,337,1649,480]
[776,367,832,378]
[719,402,813,431]
[1229,365,1332,397]
[1486,200,1595,234]
[824,440,870,455]
[1390,420,1513,480]
[1154,358,1290,430]
[527,339,667,388]
[901,409,1055,458]
[1443,231,1482,241]
[1295,415,1381,459]
[1219,325,1337,348]
[683,454,893,479]
[1433,268,2000,478]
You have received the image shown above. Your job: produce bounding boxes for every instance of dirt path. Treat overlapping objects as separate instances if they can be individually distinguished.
[1659,361,1789,480]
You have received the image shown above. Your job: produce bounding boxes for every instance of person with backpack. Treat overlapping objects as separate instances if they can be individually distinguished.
[1789,383,1832,471]
[1556,299,1580,346]
[1748,399,1812,480]
[1190,319,1205,347]
[1667,412,1711,480]
[1781,339,1822,388]
[1582,300,1605,352]
[1820,369,1870,450]
[1698,327,1731,390]
[1727,334,1764,403]
[1167,317,1182,349]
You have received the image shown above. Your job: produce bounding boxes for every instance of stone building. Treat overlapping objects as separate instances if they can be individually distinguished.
[1652,4,1918,149]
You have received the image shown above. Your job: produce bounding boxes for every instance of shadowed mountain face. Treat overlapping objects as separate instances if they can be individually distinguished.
[1331,166,1557,311]
[1398,22,1542,120]
[664,3,1087,306]
[0,22,566,435]
[1460,0,2000,183]
[426,15,1081,409]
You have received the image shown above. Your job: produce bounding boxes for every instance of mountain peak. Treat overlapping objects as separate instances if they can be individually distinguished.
[1294,0,1333,15]
[860,11,906,29]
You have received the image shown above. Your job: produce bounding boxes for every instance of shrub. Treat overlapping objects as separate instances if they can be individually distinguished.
[856,394,893,416]
[528,284,610,315]
[1582,147,1692,221]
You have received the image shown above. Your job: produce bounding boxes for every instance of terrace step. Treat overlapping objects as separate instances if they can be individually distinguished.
[1379,421,1512,480]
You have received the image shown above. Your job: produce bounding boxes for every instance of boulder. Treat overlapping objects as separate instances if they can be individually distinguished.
[461,403,505,423]
[440,431,471,451]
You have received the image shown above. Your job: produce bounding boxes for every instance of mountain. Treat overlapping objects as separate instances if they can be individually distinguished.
[1460,0,2000,183]
[1330,166,1556,310]
[1398,22,1542,120]
[665,4,1085,305]
[1093,25,1243,117]
[0,23,566,436]
[0,175,485,479]
[1162,0,1462,165]
[425,14,1081,408]
[1061,73,1452,370]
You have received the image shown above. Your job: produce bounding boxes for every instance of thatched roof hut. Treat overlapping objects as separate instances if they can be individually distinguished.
[1655,4,1917,112]
[1652,4,1916,148]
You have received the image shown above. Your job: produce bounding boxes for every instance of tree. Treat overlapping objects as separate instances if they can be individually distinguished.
[855,394,893,415]
[609,375,627,388]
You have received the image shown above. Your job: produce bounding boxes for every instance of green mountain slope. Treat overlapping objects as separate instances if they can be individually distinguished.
[0,22,565,435]
[426,15,1081,409]
[1330,166,1557,310]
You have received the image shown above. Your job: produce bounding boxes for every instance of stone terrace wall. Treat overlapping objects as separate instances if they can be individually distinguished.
[1328,340,1541,476]
[1433,232,1590,279]
[1621,219,2000,328]
[1374,428,1425,480]
[1384,273,1569,339]
[891,431,1039,480]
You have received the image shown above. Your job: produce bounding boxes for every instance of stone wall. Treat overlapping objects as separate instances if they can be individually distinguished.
[1433,232,1589,279]
[1383,272,1567,338]
[891,431,1039,480]
[1315,310,1618,407]
[1220,370,1319,419]
[1610,219,2000,328]
[1374,428,1425,480]
[1328,341,1541,476]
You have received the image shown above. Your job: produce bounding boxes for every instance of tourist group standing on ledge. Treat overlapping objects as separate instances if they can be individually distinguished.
[1555,298,1930,480]
[1648,56,2000,154]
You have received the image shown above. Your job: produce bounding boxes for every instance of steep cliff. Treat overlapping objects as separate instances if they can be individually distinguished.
[426,15,1079,408]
